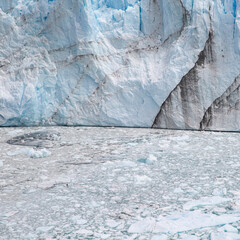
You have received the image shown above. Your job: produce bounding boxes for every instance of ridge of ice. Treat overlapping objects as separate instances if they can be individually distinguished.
[128,212,240,234]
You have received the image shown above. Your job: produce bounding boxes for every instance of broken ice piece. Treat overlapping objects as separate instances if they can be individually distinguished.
[183,196,232,211]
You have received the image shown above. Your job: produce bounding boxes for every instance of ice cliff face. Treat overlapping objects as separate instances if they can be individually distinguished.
[0,0,239,131]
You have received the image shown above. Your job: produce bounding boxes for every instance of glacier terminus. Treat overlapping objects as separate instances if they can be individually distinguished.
[0,0,240,131]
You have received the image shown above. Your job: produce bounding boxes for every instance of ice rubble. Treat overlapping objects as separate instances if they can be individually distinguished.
[183,196,232,211]
[2,127,240,239]
[128,211,240,234]
[0,0,240,131]
[7,147,51,158]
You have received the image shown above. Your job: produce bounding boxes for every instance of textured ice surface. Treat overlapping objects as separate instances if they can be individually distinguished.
[7,147,51,158]
[210,232,240,240]
[128,212,240,234]
[1,127,240,239]
[0,1,240,131]
[183,196,232,210]
[7,130,60,147]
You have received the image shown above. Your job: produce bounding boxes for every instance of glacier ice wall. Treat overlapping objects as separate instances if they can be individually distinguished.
[0,0,240,131]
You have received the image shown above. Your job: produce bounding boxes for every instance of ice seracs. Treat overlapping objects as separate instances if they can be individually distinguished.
[0,0,240,131]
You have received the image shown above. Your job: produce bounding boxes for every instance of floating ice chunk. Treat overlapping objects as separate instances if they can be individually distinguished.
[137,158,148,164]
[7,148,51,158]
[89,200,101,208]
[213,188,227,196]
[38,180,55,189]
[141,209,151,218]
[134,175,152,184]
[154,212,240,234]
[105,219,121,228]
[71,216,87,225]
[7,148,28,156]
[118,160,137,167]
[179,235,198,240]
[212,207,228,215]
[137,154,157,165]
[7,129,24,136]
[75,229,93,235]
[0,160,3,167]
[22,233,38,239]
[218,224,238,233]
[148,154,157,163]
[26,148,51,158]
[128,217,156,233]
[36,226,54,233]
[183,196,232,211]
[171,135,190,142]
[117,176,126,182]
[174,188,184,194]
[4,211,18,217]
[210,232,240,240]
[151,235,168,240]
[95,233,111,239]
[129,212,240,234]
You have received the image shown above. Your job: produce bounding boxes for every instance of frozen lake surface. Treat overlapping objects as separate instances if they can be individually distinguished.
[1,127,240,240]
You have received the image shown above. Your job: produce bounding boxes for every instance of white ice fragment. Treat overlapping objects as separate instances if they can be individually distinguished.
[179,235,198,240]
[183,196,232,210]
[134,175,152,185]
[128,217,156,233]
[7,129,24,136]
[148,154,158,164]
[117,176,126,182]
[22,233,38,239]
[65,208,75,213]
[210,232,240,240]
[213,188,227,196]
[0,160,3,167]
[212,207,227,214]
[89,200,100,208]
[218,224,238,233]
[129,211,240,234]
[75,229,93,235]
[105,219,120,228]
[118,160,137,167]
[7,148,51,158]
[137,154,157,165]
[7,148,28,156]
[151,235,168,240]
[95,233,111,239]
[4,211,18,217]
[153,212,240,234]
[51,206,60,211]
[71,216,87,225]
[174,188,184,194]
[171,135,190,142]
[26,148,51,158]
[186,188,198,195]
[55,176,71,184]
[36,226,53,233]
[141,210,151,218]
[38,180,55,189]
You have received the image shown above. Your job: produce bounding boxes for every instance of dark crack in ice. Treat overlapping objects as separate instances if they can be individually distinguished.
[7,130,60,148]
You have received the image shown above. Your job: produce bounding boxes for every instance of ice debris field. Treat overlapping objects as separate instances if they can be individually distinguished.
[1,127,240,239]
